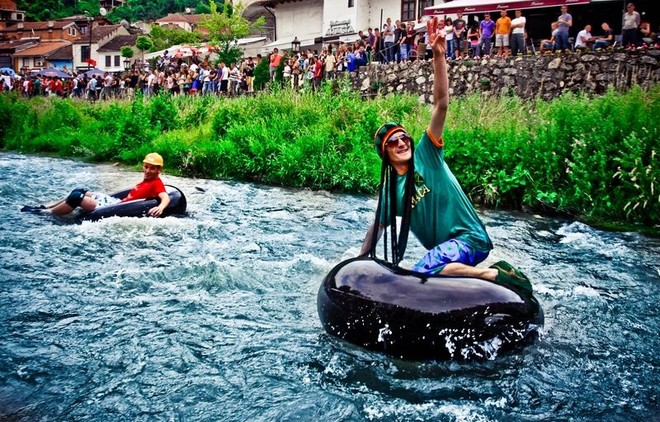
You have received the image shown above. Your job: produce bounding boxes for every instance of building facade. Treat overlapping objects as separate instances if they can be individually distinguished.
[245,0,438,53]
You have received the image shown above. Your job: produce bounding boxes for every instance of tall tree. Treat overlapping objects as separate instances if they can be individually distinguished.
[197,0,265,65]
[136,35,154,63]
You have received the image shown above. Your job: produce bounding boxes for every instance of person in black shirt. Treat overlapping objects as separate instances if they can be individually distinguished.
[593,22,614,49]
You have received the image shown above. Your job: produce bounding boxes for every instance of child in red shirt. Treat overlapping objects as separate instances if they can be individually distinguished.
[41,153,170,217]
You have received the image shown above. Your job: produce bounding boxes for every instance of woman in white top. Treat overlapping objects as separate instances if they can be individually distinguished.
[445,18,455,60]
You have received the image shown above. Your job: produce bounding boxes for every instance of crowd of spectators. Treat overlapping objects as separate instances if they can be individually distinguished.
[1,3,656,98]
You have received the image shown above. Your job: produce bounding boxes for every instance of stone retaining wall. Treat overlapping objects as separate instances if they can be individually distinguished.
[351,50,660,102]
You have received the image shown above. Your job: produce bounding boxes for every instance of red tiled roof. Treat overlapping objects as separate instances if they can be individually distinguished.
[156,13,205,24]
[97,34,138,52]
[0,38,38,51]
[0,0,18,10]
[2,21,76,32]
[72,24,122,44]
[12,41,71,57]
[46,44,72,60]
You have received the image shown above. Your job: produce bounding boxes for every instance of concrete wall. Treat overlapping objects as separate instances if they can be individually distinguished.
[350,50,660,102]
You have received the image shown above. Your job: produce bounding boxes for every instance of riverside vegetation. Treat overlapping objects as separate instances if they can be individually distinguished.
[1,81,658,232]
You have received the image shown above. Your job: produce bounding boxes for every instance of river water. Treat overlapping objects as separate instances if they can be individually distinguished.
[0,152,658,421]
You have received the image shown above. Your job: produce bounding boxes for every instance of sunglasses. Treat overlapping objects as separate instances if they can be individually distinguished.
[386,134,412,146]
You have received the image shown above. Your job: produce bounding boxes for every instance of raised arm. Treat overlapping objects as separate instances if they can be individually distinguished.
[427,17,449,143]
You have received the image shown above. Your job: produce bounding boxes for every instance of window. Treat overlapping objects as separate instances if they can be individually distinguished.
[105,55,111,67]
[81,45,90,62]
[420,0,434,18]
[348,0,354,6]
[68,27,77,36]
[402,0,416,21]
[114,55,120,67]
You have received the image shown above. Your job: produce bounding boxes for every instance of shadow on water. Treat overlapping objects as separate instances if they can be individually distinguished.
[0,153,658,421]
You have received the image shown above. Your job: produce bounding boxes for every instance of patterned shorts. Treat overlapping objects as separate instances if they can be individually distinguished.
[411,239,489,275]
[91,192,121,208]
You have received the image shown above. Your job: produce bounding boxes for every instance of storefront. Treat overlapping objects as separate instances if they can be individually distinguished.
[423,0,656,46]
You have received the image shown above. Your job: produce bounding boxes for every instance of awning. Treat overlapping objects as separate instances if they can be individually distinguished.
[424,0,591,16]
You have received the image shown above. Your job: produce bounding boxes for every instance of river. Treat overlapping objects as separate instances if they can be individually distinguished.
[0,153,658,421]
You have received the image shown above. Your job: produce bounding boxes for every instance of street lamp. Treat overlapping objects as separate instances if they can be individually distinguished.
[84,8,106,70]
[291,37,300,53]
[124,57,131,70]
[84,10,93,70]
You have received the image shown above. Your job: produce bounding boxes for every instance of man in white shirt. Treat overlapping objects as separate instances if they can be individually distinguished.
[510,10,526,56]
[621,2,640,47]
[575,24,595,50]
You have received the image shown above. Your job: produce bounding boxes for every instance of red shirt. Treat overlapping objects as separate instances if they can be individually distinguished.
[269,53,282,68]
[121,178,166,202]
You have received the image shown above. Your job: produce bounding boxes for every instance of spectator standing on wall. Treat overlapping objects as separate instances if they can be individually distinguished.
[406,21,416,60]
[383,18,395,63]
[444,18,454,60]
[479,13,496,57]
[510,9,526,56]
[373,28,383,63]
[394,20,403,62]
[555,5,573,52]
[495,10,511,58]
[398,22,409,61]
[621,3,641,47]
[453,12,467,60]
[366,28,375,61]
[467,23,480,57]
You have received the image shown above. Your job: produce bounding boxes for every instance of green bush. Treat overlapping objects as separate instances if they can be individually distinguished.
[253,57,270,91]
[0,85,657,229]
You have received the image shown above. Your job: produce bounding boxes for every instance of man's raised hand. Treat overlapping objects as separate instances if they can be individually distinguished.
[427,17,447,57]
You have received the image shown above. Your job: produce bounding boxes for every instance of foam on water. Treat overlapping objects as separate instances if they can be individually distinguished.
[1,153,659,421]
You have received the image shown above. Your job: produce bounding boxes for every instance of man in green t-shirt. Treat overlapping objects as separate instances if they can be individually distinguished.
[360,17,527,287]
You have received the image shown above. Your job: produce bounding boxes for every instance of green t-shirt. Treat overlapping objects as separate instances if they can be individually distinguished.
[380,131,493,252]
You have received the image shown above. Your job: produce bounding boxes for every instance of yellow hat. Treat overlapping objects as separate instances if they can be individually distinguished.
[143,153,164,167]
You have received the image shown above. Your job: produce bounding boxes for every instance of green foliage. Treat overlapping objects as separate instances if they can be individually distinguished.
[1,86,658,228]
[136,36,154,61]
[149,25,201,52]
[198,1,264,43]
[108,0,213,23]
[148,93,179,132]
[196,0,265,64]
[18,0,211,22]
[253,58,270,91]
[120,46,134,59]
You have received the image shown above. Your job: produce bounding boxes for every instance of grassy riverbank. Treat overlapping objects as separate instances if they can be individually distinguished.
[1,83,658,231]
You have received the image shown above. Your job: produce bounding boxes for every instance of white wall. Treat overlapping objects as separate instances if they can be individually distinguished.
[323,1,357,36]
[365,0,402,29]
[275,0,323,43]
